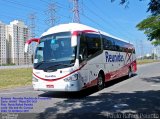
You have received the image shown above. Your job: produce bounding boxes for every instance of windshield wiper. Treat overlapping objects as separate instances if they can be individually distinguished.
[35,61,45,68]
[44,63,74,70]
[34,59,56,69]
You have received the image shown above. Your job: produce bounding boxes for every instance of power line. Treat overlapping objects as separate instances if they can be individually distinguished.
[80,13,106,30]
[0,0,61,33]
[40,0,69,10]
[82,3,121,35]
[88,0,134,42]
[1,0,71,25]
[1,0,39,11]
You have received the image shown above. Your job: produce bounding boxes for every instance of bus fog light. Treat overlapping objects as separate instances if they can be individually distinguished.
[64,73,78,82]
[32,77,38,82]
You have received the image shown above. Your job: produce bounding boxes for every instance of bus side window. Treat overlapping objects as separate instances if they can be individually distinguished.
[133,49,135,54]
[79,34,88,62]
[103,36,114,51]
[111,38,116,51]
[85,34,101,57]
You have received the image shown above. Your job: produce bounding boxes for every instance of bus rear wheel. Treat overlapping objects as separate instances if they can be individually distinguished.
[128,67,133,78]
[97,73,104,90]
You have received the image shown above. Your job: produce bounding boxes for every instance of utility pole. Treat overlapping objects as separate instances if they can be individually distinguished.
[135,39,138,58]
[29,13,36,64]
[29,13,36,39]
[45,1,57,27]
[140,40,144,60]
[154,46,157,60]
[72,0,80,23]
[158,46,160,60]
[0,26,2,66]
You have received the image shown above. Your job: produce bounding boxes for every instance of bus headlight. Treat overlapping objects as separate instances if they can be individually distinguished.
[32,76,38,82]
[64,73,78,82]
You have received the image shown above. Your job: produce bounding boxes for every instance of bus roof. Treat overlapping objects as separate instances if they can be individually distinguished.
[41,23,132,44]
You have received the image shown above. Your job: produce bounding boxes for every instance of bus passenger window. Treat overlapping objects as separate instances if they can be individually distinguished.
[79,35,88,62]
[85,34,101,57]
[102,36,114,51]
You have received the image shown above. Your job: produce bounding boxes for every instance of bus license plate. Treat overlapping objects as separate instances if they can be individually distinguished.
[46,85,54,88]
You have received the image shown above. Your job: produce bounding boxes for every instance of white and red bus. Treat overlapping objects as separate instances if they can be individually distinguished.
[25,23,137,92]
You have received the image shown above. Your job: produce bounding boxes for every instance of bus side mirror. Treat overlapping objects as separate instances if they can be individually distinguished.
[24,38,40,53]
[24,43,29,53]
[79,55,83,62]
[71,35,77,47]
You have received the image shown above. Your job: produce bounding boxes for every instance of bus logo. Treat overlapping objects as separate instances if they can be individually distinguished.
[105,51,124,62]
[45,75,56,78]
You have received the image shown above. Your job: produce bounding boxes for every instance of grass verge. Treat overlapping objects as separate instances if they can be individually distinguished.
[0,68,32,89]
[137,59,160,65]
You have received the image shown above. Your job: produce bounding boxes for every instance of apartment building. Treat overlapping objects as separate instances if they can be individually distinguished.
[7,20,32,65]
[0,21,7,65]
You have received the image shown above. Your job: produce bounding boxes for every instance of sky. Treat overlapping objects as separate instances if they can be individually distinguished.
[0,0,155,56]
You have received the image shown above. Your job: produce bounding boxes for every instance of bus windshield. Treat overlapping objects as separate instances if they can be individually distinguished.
[34,32,77,70]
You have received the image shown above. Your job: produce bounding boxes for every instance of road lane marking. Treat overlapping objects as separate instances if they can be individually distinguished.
[151,85,160,87]
[113,104,129,108]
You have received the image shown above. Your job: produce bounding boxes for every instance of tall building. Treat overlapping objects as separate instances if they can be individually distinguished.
[0,21,7,65]
[7,20,32,65]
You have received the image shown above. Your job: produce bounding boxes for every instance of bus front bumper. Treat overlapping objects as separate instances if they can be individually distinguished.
[32,80,82,92]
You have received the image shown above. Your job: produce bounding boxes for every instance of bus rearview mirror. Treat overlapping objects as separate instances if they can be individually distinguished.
[24,38,40,53]
[71,35,77,47]
[24,43,29,53]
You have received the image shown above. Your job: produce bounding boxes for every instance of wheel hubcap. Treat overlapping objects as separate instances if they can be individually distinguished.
[128,69,132,77]
[98,75,103,89]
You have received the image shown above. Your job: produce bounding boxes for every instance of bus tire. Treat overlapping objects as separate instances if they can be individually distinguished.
[97,73,104,90]
[128,67,132,78]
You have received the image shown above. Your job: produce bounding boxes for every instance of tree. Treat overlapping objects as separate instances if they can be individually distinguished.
[136,15,160,46]
[151,53,158,59]
[147,0,160,16]
[111,0,160,15]
[111,0,160,45]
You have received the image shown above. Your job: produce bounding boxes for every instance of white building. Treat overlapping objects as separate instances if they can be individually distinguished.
[0,21,7,65]
[7,20,32,65]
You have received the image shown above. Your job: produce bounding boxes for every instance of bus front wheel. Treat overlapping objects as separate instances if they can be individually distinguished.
[97,73,104,90]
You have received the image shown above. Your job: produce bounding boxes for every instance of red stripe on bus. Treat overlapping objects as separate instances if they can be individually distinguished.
[26,38,40,44]
[33,63,86,82]
[72,30,97,36]
[82,60,137,89]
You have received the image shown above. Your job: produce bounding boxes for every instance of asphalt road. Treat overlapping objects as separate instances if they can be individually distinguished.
[0,65,32,69]
[0,62,160,119]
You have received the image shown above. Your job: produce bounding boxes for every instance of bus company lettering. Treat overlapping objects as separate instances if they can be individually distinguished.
[105,51,124,62]
[45,75,56,78]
